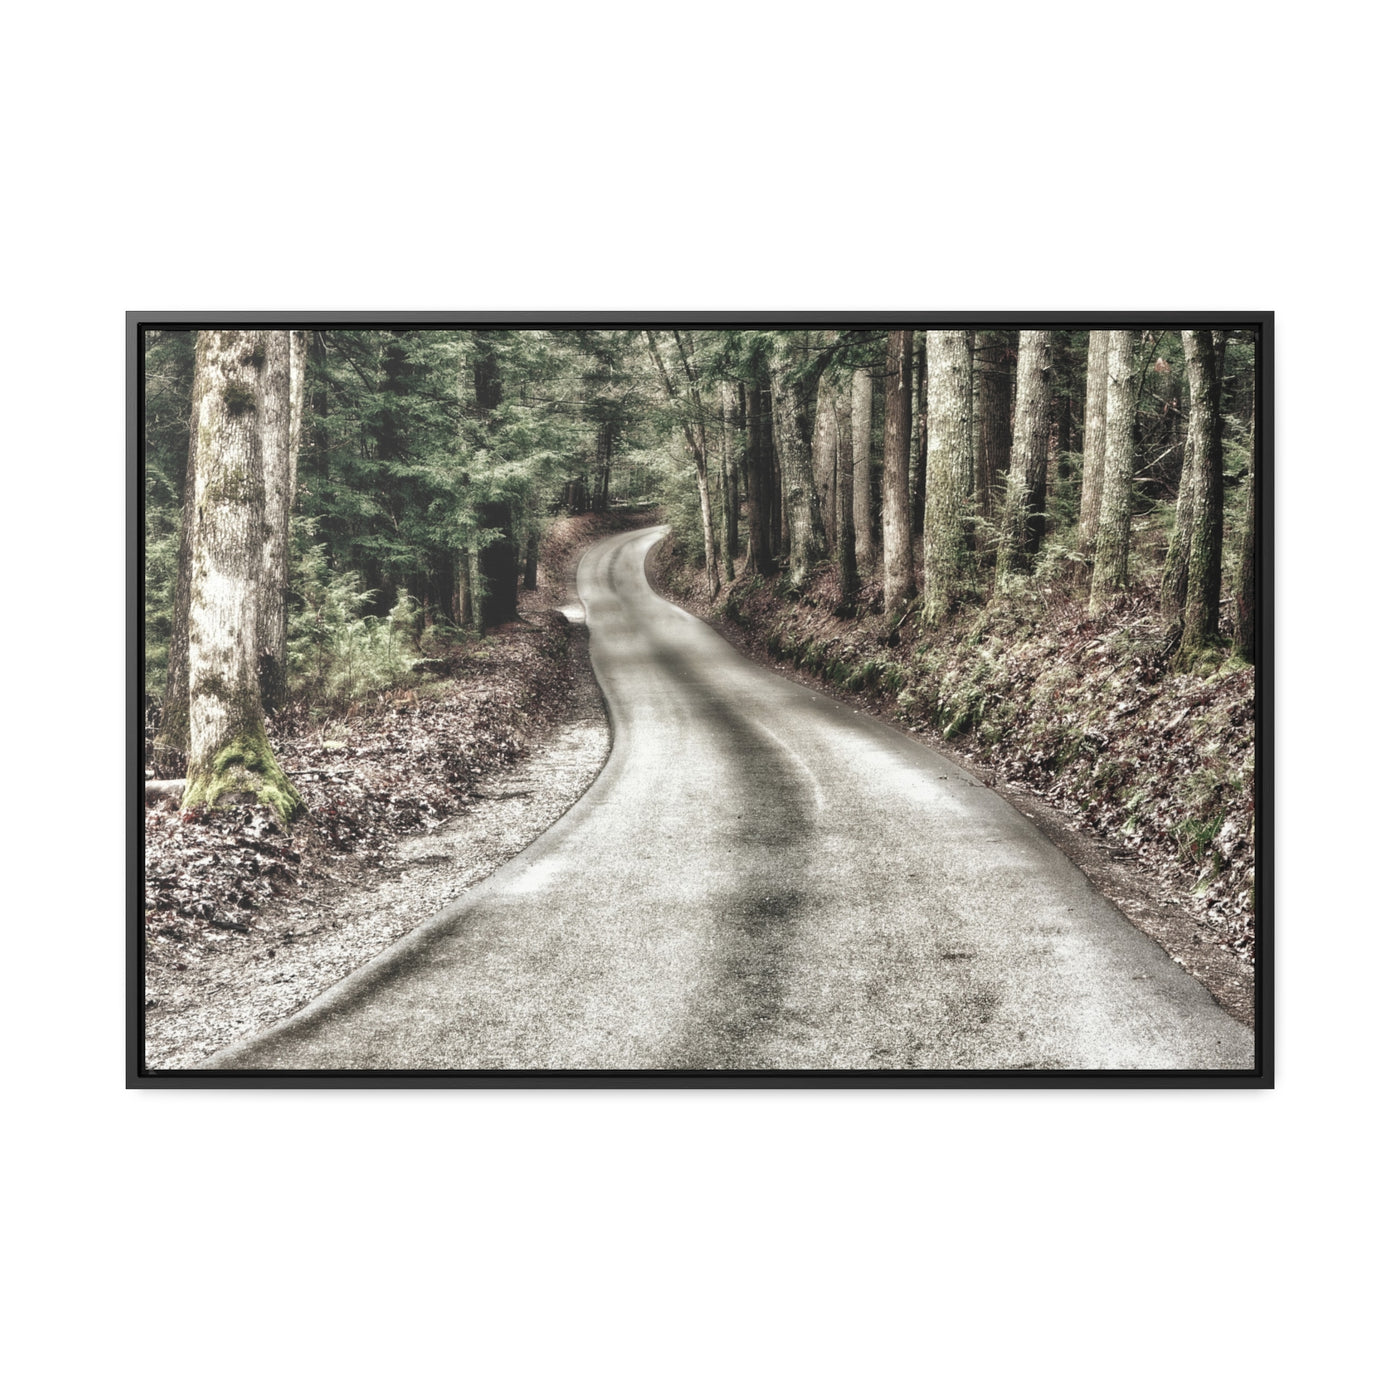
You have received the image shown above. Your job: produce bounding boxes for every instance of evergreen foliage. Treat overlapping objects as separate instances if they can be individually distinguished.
[145,324,1260,729]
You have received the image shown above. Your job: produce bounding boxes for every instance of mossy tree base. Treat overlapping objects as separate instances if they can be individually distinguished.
[181,729,304,826]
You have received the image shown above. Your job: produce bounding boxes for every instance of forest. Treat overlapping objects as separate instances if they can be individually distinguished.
[143,322,1259,1004]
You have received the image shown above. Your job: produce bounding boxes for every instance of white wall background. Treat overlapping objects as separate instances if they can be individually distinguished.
[4,4,1392,1396]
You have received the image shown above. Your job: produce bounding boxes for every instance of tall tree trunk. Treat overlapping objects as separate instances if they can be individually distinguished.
[909,332,928,538]
[851,366,875,575]
[474,343,503,412]
[1176,330,1225,660]
[454,556,470,625]
[364,330,414,615]
[256,330,306,712]
[768,380,787,560]
[743,378,774,575]
[182,330,302,824]
[923,330,975,621]
[457,347,484,636]
[153,349,207,775]
[882,330,916,617]
[308,330,329,486]
[721,381,740,577]
[1089,331,1138,609]
[478,498,519,626]
[769,336,827,589]
[835,381,857,608]
[523,517,540,591]
[1027,335,1054,561]
[1078,330,1110,569]
[1235,418,1256,664]
[975,330,1014,553]
[995,330,1053,593]
[1160,412,1196,619]
[1145,350,1185,497]
[813,372,839,543]
[466,545,486,639]
[592,424,612,512]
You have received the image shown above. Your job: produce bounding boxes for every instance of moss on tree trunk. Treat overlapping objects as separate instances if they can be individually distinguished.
[182,721,304,826]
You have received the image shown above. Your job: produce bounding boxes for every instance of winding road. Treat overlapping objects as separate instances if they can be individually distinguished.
[206,526,1253,1072]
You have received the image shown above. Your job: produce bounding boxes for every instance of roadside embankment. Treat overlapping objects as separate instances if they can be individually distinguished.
[651,535,1256,984]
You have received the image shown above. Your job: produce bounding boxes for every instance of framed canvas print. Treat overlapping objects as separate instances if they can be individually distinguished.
[129,313,1270,1087]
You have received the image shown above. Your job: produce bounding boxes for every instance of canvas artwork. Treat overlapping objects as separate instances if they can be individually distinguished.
[130,314,1268,1086]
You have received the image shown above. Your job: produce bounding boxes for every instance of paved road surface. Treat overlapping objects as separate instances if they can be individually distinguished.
[206,527,1253,1072]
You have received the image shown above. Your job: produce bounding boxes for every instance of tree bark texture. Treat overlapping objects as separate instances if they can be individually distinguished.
[769,337,827,590]
[467,544,486,639]
[153,346,208,775]
[1078,330,1110,563]
[851,367,875,574]
[813,372,838,544]
[1236,429,1256,663]
[923,330,975,621]
[720,381,740,579]
[996,330,1053,593]
[523,518,540,592]
[909,332,928,536]
[834,381,857,607]
[255,330,306,711]
[1089,331,1139,609]
[975,330,1014,548]
[1177,330,1225,657]
[592,423,613,512]
[882,330,916,616]
[478,498,519,627]
[1160,437,1196,618]
[770,381,788,560]
[182,330,303,824]
[454,555,470,626]
[743,377,774,575]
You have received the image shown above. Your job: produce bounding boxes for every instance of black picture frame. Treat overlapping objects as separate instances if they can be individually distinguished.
[129,311,1272,1089]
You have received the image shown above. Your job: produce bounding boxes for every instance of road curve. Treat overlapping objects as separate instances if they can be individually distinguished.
[205,527,1253,1072]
